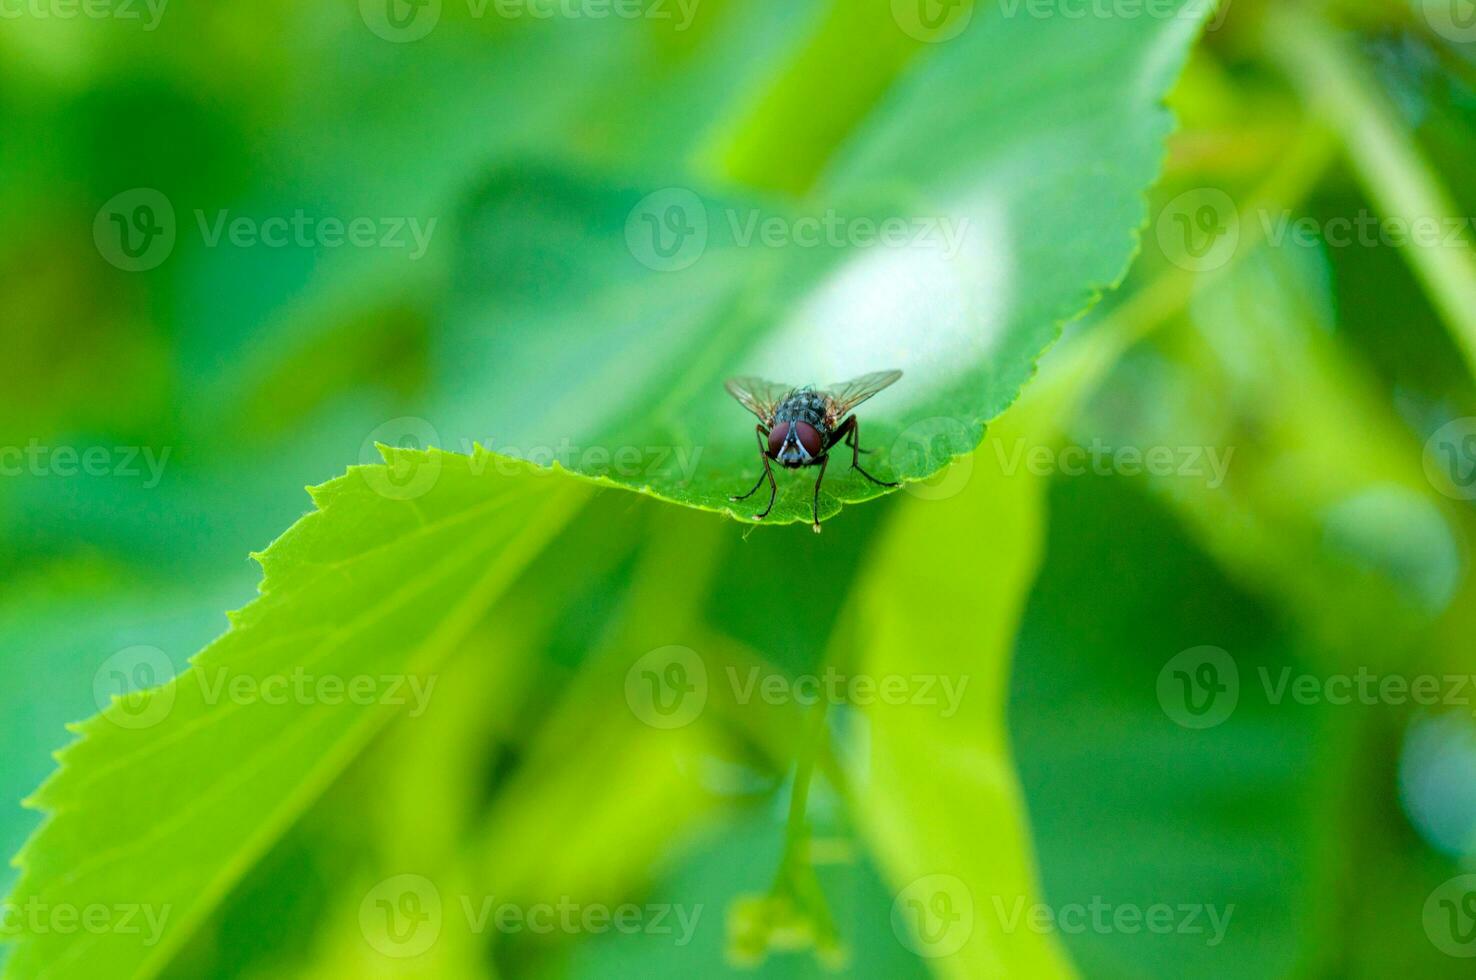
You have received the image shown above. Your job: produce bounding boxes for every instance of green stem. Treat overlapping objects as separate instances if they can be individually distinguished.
[778,697,831,876]
[1266,2,1476,383]
[1031,120,1338,423]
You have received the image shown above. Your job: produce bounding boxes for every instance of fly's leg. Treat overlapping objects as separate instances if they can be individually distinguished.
[837,416,898,488]
[731,424,779,521]
[810,454,828,533]
[730,425,771,501]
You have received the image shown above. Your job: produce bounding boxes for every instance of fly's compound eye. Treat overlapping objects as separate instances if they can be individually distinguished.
[794,421,823,458]
[767,422,791,457]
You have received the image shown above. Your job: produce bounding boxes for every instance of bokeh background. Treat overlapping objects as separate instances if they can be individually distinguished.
[6,0,1476,976]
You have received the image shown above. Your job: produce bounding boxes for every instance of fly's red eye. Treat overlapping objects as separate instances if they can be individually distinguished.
[767,423,790,456]
[795,422,823,457]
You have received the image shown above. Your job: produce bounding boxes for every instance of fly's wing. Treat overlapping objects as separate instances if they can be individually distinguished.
[724,376,793,423]
[819,369,903,423]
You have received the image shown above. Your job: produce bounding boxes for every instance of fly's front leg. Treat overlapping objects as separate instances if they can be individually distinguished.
[731,425,772,502]
[731,424,779,521]
[810,454,828,533]
[837,416,898,488]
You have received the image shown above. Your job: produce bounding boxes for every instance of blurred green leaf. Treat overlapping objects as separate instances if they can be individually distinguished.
[844,410,1074,979]
[0,451,587,979]
[1078,237,1467,658]
[1012,475,1340,979]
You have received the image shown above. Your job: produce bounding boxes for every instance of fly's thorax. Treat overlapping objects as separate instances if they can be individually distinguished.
[774,390,831,440]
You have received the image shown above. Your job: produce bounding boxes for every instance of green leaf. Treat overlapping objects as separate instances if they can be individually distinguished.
[432,3,1210,527]
[1010,474,1342,979]
[842,407,1074,979]
[1079,237,1465,656]
[0,449,588,979]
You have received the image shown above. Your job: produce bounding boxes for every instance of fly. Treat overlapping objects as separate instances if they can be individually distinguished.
[725,369,902,533]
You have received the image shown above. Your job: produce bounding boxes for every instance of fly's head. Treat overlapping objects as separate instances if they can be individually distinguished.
[768,421,823,468]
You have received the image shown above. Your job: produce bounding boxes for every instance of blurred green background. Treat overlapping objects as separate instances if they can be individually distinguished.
[5,0,1476,976]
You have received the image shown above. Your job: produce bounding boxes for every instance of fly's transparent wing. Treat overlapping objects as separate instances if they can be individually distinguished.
[819,369,903,421]
[724,376,793,423]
